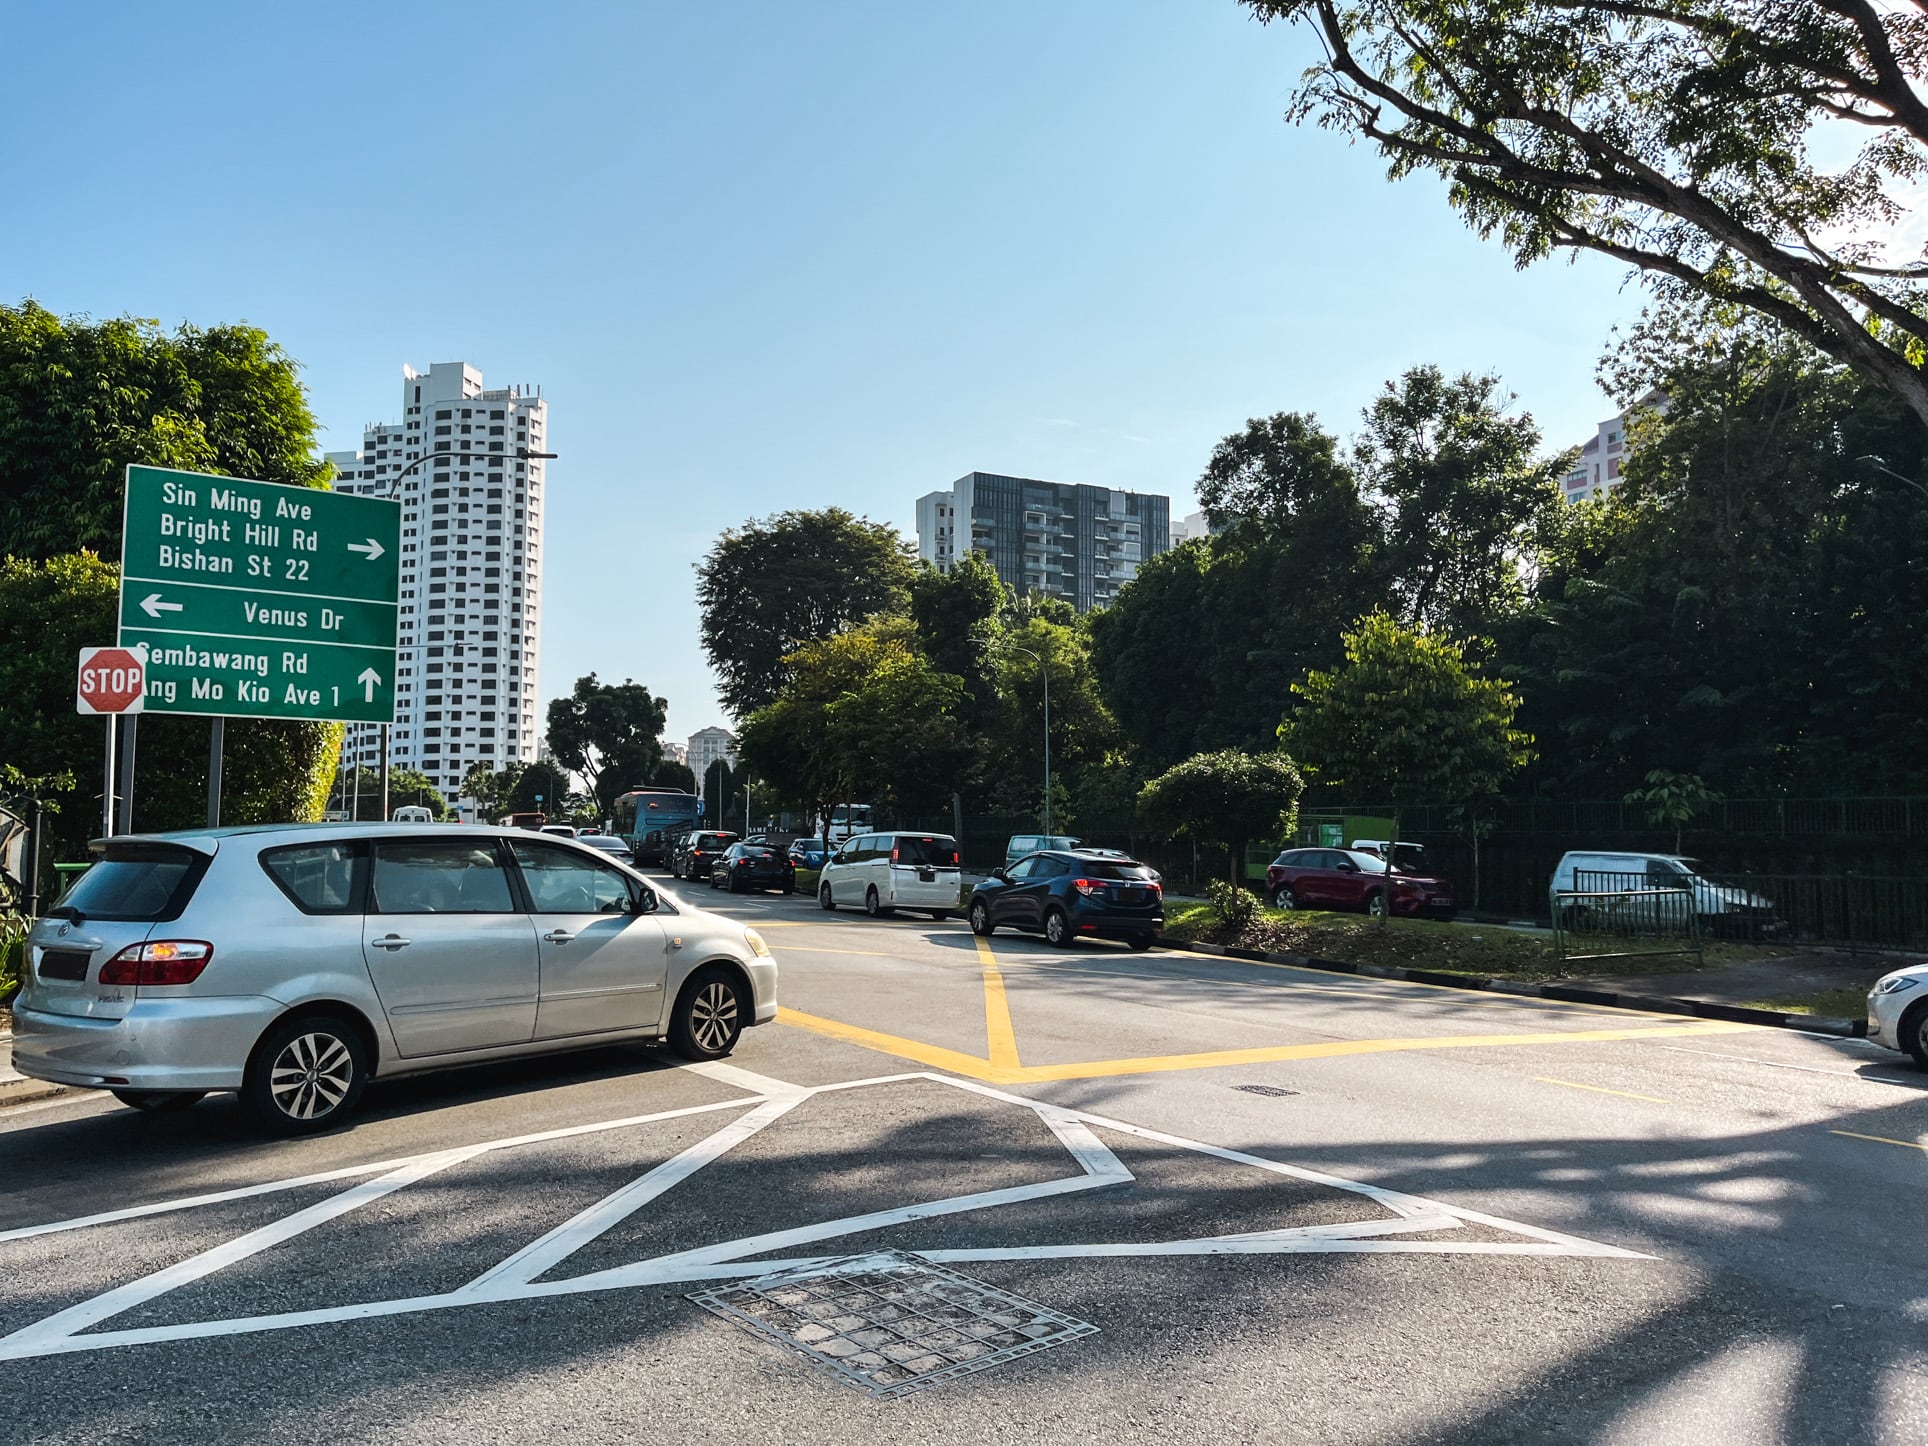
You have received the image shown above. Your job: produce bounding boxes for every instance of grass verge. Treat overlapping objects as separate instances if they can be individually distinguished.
[1739,987,1869,1018]
[1162,902,1791,983]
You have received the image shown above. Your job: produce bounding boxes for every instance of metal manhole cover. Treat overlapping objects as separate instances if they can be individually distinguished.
[688,1249,1097,1399]
[1233,1084,1299,1097]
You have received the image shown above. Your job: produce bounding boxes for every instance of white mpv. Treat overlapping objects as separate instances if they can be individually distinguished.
[817,832,963,920]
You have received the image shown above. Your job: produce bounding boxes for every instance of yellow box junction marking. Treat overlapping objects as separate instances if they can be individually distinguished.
[974,933,1021,1069]
[776,936,1757,1085]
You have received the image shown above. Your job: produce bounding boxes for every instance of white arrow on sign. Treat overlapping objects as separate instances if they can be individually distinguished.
[357,667,382,702]
[346,538,385,562]
[138,593,184,619]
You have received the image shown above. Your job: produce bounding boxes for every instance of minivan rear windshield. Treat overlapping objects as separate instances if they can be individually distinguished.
[56,844,207,922]
[895,836,960,868]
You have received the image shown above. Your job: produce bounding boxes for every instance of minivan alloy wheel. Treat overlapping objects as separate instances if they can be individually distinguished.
[244,1014,367,1134]
[270,1031,356,1121]
[670,967,746,1060]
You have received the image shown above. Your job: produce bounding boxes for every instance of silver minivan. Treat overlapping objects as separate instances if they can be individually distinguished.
[10,824,780,1134]
[817,832,963,919]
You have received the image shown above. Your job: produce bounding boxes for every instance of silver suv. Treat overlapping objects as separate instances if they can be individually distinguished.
[11,824,779,1134]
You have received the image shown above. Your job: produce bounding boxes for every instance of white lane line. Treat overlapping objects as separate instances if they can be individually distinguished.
[558,1106,1133,1288]
[459,1096,802,1293]
[0,1095,758,1245]
[0,1147,486,1355]
[683,1061,810,1098]
[0,1065,1653,1360]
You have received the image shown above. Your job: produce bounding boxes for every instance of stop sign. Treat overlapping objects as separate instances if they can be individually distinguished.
[77,645,147,714]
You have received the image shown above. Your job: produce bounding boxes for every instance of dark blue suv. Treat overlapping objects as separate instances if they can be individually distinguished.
[968,850,1164,950]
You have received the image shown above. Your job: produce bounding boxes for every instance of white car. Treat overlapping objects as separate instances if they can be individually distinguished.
[1867,964,1928,1067]
[818,831,963,920]
[1548,850,1776,935]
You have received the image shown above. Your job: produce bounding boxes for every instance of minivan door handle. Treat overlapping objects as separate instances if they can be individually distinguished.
[372,934,411,950]
[542,930,576,945]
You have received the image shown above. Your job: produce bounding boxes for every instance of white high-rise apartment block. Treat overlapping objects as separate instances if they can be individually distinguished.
[687,727,737,788]
[326,361,548,803]
[1561,390,1668,504]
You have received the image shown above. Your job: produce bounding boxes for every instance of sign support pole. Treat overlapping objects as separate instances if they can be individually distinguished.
[102,716,117,838]
[380,724,391,824]
[208,718,225,828]
[116,715,139,835]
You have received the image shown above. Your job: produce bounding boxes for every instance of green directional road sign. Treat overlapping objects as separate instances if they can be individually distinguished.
[117,465,401,722]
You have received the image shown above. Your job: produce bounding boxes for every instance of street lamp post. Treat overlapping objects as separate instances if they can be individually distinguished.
[1006,644,1052,836]
[369,445,557,822]
[1857,454,1928,504]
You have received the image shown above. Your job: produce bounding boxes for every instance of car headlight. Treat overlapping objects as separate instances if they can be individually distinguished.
[744,928,772,959]
[1871,974,1923,996]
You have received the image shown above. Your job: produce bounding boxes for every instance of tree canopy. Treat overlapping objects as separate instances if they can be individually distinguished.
[696,507,917,718]
[0,300,332,558]
[1137,750,1305,884]
[1281,612,1533,806]
[545,673,675,817]
[1242,1,1928,428]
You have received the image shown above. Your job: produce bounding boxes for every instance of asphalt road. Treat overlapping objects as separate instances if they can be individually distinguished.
[2,872,1924,1445]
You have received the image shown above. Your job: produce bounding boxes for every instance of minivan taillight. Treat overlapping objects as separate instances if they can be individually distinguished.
[98,940,213,986]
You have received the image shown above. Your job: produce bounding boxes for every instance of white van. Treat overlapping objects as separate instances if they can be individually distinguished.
[818,832,963,920]
[1548,851,1776,933]
[390,806,435,824]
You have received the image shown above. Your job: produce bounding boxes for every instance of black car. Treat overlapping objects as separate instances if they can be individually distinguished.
[710,841,797,895]
[672,830,739,880]
[968,850,1164,950]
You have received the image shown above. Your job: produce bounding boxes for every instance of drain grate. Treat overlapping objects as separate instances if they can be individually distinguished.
[1232,1083,1300,1097]
[689,1249,1097,1399]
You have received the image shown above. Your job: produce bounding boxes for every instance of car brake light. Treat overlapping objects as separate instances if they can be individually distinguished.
[891,846,900,863]
[1072,879,1103,896]
[737,858,754,868]
[98,940,213,986]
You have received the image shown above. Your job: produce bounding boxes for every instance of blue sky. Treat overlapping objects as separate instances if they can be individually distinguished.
[2,1,1648,739]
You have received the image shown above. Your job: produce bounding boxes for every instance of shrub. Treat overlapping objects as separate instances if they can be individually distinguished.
[1205,879,1258,933]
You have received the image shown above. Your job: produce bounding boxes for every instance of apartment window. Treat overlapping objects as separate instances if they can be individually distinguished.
[435,409,451,420]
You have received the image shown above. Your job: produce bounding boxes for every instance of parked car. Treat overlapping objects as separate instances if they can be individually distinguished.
[9,825,779,1134]
[1073,846,1162,884]
[1004,834,1081,869]
[1867,963,1928,1068]
[671,831,740,880]
[574,833,634,863]
[711,841,798,895]
[1263,847,1457,920]
[969,850,1163,950]
[1547,851,1777,935]
[789,838,830,870]
[818,832,963,919]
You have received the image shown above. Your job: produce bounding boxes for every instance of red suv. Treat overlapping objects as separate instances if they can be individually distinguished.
[1263,848,1457,920]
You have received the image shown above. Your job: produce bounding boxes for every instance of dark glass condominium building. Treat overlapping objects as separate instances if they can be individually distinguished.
[915,472,1171,613]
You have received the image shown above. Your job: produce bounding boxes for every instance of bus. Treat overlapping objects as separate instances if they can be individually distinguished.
[611,788,702,865]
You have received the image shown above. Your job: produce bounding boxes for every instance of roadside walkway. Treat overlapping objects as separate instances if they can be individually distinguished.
[1581,951,1901,1008]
